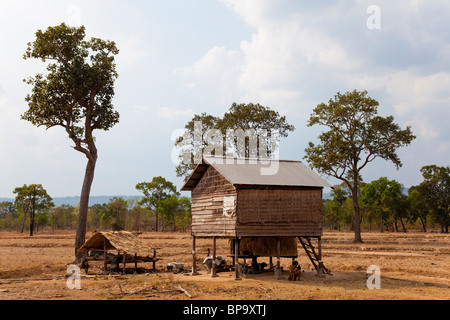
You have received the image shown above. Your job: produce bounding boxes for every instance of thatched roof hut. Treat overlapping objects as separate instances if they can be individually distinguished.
[77,231,159,275]
[77,231,153,256]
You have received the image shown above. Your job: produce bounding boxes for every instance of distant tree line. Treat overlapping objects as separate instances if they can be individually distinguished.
[323,165,449,233]
[0,176,191,234]
[4,165,446,235]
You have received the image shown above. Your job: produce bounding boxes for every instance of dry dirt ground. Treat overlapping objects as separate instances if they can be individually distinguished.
[0,230,448,301]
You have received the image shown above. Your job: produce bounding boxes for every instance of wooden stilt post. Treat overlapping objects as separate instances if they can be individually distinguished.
[103,238,107,275]
[84,251,89,275]
[123,251,126,275]
[234,237,241,280]
[211,236,218,277]
[318,237,322,260]
[274,237,281,279]
[191,236,199,275]
[316,237,325,277]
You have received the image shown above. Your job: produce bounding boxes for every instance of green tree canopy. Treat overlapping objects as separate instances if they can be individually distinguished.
[157,195,191,232]
[304,90,415,242]
[13,184,54,236]
[175,113,219,179]
[136,177,179,231]
[0,201,18,230]
[22,23,120,257]
[216,102,294,137]
[105,197,128,231]
[0,202,15,219]
[416,165,449,233]
[361,177,408,233]
[175,102,295,179]
[407,187,429,232]
[49,204,76,231]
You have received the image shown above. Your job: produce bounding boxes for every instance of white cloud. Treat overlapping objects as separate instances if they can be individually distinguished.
[176,0,450,187]
[1,1,449,197]
[237,16,361,99]
[178,46,242,80]
[219,0,271,26]
[179,0,363,114]
[157,107,195,119]
[349,69,450,140]
[115,36,149,72]
[132,105,150,113]
[175,46,243,106]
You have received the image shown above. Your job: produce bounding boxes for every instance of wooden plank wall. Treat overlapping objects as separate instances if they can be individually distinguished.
[235,188,323,237]
[191,166,237,237]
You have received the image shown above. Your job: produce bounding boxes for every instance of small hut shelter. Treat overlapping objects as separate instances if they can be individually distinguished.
[77,231,160,274]
[181,155,332,279]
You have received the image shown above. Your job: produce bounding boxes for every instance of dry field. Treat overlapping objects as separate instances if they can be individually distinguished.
[0,230,448,301]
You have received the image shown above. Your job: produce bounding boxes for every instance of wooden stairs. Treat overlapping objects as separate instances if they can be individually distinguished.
[298,237,332,276]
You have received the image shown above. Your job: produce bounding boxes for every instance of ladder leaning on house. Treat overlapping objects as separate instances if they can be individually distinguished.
[298,237,332,276]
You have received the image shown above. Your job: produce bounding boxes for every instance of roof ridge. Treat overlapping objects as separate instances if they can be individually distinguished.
[203,155,302,163]
[181,156,331,191]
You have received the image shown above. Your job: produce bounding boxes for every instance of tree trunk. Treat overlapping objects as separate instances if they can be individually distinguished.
[351,188,363,243]
[74,158,96,260]
[399,214,407,233]
[135,211,141,231]
[393,216,398,232]
[418,215,427,232]
[20,210,27,233]
[380,212,383,233]
[440,214,449,233]
[29,211,34,236]
[29,198,36,237]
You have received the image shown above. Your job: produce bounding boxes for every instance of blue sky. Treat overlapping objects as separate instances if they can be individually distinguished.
[0,0,449,198]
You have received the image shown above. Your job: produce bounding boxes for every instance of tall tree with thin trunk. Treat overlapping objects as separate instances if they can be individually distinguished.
[304,90,415,243]
[22,23,120,258]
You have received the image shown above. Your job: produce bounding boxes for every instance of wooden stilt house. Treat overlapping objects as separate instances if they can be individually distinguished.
[181,156,332,279]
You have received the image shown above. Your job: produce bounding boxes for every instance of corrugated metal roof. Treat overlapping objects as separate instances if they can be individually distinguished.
[181,156,331,191]
[181,163,208,191]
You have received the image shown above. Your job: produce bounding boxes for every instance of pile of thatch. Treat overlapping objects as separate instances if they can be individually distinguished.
[77,231,153,256]
[230,237,297,257]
